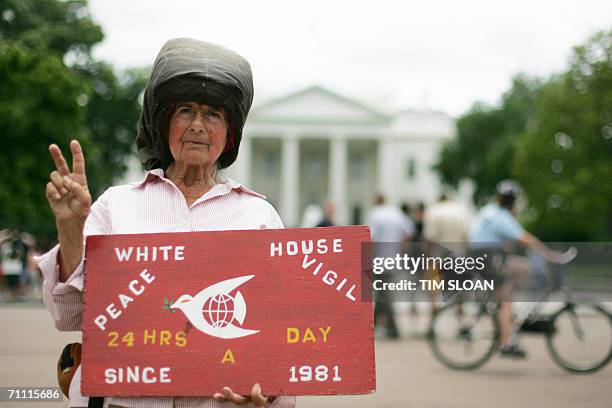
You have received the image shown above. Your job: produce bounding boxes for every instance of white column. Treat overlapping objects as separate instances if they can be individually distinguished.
[237,136,252,186]
[377,138,396,203]
[329,136,348,225]
[281,136,299,227]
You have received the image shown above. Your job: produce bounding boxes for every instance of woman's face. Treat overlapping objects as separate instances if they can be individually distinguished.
[168,102,228,169]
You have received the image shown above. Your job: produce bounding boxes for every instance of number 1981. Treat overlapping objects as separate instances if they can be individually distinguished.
[289,365,341,382]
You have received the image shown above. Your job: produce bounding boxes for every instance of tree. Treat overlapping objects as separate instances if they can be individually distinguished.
[0,0,147,245]
[513,30,612,240]
[434,75,542,204]
[0,42,86,241]
[0,0,103,55]
[74,63,149,196]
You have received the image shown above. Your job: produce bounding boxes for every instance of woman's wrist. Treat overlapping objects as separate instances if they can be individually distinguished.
[56,220,85,282]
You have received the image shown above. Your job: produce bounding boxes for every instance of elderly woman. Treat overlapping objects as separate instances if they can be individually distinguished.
[37,38,296,408]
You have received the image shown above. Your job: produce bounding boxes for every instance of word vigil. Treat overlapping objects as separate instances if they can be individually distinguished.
[269,238,358,301]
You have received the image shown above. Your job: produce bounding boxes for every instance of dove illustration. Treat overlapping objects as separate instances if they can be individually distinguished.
[170,275,260,339]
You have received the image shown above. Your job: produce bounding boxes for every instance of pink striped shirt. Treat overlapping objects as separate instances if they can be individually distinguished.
[36,169,297,408]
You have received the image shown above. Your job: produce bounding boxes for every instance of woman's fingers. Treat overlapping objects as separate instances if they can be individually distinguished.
[46,181,61,201]
[62,176,91,208]
[250,383,268,406]
[69,140,87,181]
[212,385,267,406]
[222,386,248,405]
[212,392,226,402]
[50,171,67,195]
[49,144,70,176]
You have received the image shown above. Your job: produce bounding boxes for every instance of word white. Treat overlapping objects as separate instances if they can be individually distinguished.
[94,269,155,331]
[289,365,341,383]
[372,254,486,275]
[302,255,357,301]
[104,366,171,384]
[115,246,185,262]
[270,239,343,257]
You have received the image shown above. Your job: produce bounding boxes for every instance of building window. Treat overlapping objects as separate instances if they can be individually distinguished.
[406,158,417,180]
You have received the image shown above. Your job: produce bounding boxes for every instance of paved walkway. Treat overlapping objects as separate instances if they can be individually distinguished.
[0,303,610,408]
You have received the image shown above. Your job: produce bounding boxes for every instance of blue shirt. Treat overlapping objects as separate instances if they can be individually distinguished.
[468,203,524,248]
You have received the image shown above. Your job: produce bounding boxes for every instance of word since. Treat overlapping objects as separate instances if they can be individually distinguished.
[287,326,332,343]
[104,366,171,384]
[114,246,185,262]
[94,269,155,331]
[289,365,341,383]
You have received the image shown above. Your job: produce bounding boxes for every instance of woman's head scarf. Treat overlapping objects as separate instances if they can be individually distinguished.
[136,38,254,170]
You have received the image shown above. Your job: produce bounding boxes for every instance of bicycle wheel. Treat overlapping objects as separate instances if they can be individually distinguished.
[546,303,612,373]
[428,301,499,370]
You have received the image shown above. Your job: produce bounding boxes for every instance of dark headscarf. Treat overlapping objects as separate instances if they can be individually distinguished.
[136,38,254,170]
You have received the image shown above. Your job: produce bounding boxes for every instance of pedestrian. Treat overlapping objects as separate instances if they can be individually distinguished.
[316,201,335,227]
[367,194,414,339]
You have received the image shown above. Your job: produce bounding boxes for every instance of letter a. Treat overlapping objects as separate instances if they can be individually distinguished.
[221,349,235,364]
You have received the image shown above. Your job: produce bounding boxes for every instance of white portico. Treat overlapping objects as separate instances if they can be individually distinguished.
[223,86,458,228]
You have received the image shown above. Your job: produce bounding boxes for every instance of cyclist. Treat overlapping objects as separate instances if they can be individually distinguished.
[468,180,566,358]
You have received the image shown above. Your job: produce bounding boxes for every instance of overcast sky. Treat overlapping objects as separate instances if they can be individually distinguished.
[89,0,611,117]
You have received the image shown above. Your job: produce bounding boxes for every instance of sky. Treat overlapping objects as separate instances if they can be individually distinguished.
[88,0,611,117]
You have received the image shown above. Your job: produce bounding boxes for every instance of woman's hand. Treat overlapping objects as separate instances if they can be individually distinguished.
[46,140,91,224]
[213,383,272,406]
[46,140,92,281]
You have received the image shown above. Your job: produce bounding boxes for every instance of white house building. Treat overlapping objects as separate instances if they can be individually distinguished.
[122,85,464,227]
[223,85,460,227]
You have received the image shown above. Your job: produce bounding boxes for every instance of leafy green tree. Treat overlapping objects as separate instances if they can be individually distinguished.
[0,0,147,245]
[0,0,102,55]
[75,63,149,195]
[513,30,612,240]
[434,74,542,204]
[0,42,86,241]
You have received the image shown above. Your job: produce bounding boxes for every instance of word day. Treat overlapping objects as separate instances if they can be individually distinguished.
[287,326,332,343]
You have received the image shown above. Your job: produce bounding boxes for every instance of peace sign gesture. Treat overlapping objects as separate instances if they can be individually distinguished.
[46,140,92,226]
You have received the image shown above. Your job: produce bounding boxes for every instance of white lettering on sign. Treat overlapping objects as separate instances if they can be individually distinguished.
[269,239,343,257]
[301,255,357,301]
[114,246,185,262]
[94,269,156,331]
[104,366,172,384]
[289,365,341,383]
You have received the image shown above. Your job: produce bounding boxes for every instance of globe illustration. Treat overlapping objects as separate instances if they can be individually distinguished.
[203,293,235,328]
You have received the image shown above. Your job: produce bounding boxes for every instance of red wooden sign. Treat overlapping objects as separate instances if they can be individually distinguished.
[81,226,375,397]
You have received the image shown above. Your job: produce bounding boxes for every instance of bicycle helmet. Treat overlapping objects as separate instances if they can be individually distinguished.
[495,179,522,209]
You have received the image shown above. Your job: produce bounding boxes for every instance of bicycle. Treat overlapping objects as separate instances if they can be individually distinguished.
[427,248,612,373]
